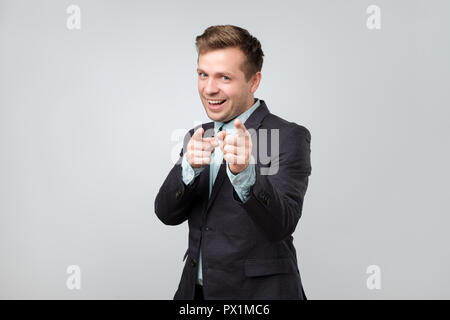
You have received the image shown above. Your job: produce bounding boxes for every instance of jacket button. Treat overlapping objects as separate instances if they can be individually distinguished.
[175,190,182,199]
[191,259,197,267]
[205,227,210,231]
[259,192,268,202]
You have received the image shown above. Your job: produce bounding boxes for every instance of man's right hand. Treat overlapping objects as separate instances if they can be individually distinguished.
[186,127,219,168]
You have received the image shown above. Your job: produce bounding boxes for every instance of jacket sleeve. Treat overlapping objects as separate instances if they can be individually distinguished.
[154,128,200,226]
[232,124,312,242]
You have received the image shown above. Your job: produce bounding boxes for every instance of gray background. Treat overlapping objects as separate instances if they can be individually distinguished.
[1,0,449,299]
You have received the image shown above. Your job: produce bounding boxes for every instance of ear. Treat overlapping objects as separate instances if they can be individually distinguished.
[249,72,262,94]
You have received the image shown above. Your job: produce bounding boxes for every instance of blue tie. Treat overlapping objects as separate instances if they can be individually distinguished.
[209,124,224,196]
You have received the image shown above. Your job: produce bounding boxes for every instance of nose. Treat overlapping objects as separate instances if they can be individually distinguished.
[204,78,219,95]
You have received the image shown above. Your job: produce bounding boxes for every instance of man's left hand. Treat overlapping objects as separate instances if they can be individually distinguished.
[217,119,253,175]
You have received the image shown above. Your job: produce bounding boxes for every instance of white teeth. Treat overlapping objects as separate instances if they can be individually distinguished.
[208,100,225,104]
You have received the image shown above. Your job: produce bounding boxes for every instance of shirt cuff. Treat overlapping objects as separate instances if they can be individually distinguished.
[226,155,256,203]
[181,154,205,186]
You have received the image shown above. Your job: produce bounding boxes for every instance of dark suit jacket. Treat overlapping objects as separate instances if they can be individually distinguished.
[154,100,312,300]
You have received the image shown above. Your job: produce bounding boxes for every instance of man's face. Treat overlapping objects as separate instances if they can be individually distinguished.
[197,47,261,123]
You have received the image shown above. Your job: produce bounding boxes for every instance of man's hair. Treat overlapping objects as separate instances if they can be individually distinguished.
[195,25,264,82]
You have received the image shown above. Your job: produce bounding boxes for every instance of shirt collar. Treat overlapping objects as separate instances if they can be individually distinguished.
[214,98,261,133]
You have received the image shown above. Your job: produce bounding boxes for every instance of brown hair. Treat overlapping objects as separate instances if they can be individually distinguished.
[195,25,264,81]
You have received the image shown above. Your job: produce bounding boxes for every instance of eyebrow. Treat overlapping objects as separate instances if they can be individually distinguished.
[197,68,233,76]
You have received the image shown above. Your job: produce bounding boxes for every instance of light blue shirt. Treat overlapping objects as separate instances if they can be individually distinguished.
[181,98,260,285]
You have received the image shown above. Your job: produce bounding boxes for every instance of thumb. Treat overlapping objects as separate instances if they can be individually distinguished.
[193,127,204,140]
[216,130,226,141]
[234,118,246,133]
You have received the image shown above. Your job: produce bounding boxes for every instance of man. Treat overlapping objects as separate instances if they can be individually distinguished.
[155,25,312,300]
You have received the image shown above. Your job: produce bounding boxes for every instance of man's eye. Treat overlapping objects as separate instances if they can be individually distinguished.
[222,76,230,80]
[198,73,207,78]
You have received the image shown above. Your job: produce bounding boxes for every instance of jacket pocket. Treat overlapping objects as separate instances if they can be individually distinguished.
[244,258,297,277]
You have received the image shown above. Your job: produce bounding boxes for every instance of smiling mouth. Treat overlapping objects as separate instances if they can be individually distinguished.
[207,99,227,106]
